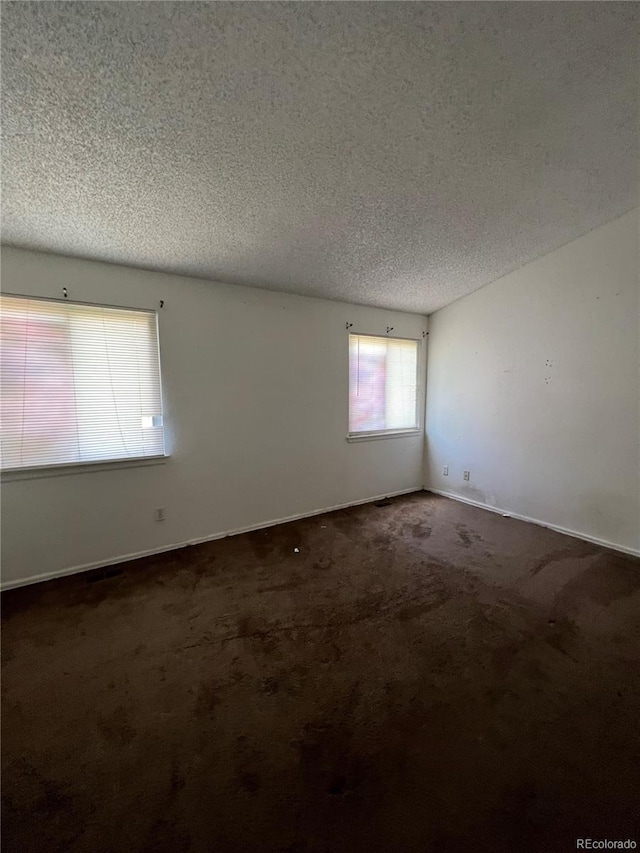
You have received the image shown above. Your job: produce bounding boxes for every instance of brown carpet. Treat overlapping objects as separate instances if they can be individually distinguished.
[2,492,640,853]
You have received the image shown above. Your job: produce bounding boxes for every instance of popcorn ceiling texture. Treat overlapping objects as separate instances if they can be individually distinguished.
[1,1,638,314]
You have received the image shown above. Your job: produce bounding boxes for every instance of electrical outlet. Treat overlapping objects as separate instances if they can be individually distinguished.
[463,471,470,481]
[155,507,165,522]
[442,465,449,476]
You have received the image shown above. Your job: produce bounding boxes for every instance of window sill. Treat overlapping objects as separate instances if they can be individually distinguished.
[1,455,169,482]
[347,429,421,443]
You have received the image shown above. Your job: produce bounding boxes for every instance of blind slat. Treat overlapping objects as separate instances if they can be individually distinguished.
[1,295,165,470]
[348,334,418,433]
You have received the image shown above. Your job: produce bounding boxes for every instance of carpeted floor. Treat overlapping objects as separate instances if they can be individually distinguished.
[2,492,639,853]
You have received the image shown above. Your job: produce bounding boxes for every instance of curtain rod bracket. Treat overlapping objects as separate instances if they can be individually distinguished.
[345,322,353,330]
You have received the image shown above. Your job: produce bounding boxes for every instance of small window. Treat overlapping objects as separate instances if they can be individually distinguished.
[348,333,419,436]
[1,295,165,471]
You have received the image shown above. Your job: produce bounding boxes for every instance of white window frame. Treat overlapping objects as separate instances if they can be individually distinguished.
[0,293,169,480]
[347,332,422,442]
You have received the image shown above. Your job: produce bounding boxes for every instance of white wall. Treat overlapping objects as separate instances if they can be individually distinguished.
[425,210,640,555]
[1,248,427,588]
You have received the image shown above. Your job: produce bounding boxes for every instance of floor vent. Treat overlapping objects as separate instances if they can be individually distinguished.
[86,567,124,584]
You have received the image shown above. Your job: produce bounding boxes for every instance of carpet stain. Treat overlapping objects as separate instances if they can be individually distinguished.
[410,522,432,539]
[454,523,476,547]
[96,706,137,746]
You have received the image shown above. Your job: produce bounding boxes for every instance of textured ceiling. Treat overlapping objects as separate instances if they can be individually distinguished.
[1,2,638,314]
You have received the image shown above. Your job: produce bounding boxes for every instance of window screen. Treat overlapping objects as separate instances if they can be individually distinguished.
[348,334,419,434]
[1,295,165,470]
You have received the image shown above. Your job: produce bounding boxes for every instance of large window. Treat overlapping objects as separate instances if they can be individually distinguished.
[348,333,419,436]
[1,295,165,471]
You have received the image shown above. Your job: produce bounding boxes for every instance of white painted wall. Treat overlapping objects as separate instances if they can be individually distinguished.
[1,248,427,587]
[425,210,640,555]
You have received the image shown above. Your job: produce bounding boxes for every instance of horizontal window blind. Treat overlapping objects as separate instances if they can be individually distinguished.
[1,295,165,470]
[349,334,419,434]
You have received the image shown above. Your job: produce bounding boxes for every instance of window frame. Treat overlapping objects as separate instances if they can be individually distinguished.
[347,331,422,442]
[0,292,169,478]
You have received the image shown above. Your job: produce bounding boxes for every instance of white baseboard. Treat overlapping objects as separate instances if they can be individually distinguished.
[1,486,422,591]
[426,488,640,558]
